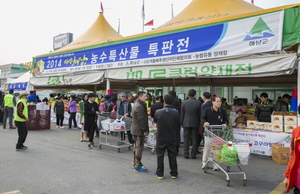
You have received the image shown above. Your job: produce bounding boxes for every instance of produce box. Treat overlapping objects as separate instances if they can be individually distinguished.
[284,124,297,133]
[271,111,283,124]
[272,144,290,164]
[284,112,297,125]
[246,116,257,129]
[270,123,283,132]
[247,120,256,129]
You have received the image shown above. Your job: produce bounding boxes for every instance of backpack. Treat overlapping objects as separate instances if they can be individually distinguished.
[109,102,117,118]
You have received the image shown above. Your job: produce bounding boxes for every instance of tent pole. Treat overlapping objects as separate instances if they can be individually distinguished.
[297,43,300,123]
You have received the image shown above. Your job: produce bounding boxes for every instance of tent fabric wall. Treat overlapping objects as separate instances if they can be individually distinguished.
[283,6,300,47]
[36,13,123,57]
[105,53,297,80]
[30,71,104,87]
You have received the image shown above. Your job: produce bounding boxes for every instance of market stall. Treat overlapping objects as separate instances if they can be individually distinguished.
[7,71,32,92]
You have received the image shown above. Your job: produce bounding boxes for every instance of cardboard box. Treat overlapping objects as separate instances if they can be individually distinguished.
[272,144,290,164]
[247,120,256,129]
[270,123,283,132]
[271,111,283,124]
[284,112,298,125]
[284,124,297,133]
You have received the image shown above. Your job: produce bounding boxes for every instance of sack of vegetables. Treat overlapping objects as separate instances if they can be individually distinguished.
[220,142,239,165]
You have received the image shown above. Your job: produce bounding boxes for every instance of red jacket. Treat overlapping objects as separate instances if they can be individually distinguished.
[284,126,300,193]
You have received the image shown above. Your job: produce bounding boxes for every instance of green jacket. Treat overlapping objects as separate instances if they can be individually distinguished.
[4,94,16,107]
[14,98,28,122]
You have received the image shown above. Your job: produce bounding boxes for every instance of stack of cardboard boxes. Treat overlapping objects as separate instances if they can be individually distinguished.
[246,111,298,133]
[284,112,298,132]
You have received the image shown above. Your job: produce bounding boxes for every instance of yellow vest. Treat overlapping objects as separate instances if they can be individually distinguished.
[14,98,28,122]
[4,94,14,107]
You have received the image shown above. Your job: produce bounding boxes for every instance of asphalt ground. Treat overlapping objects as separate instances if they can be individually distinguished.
[0,124,292,194]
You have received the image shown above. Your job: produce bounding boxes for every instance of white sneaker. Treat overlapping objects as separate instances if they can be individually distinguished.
[213,165,219,171]
[60,126,64,129]
[56,125,59,128]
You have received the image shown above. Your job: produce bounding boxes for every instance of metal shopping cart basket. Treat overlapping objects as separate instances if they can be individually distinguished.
[98,113,132,153]
[202,125,251,186]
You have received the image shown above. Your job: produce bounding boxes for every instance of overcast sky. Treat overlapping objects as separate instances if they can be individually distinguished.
[0,0,299,65]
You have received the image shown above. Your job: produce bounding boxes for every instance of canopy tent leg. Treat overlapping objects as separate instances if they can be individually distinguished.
[297,43,300,123]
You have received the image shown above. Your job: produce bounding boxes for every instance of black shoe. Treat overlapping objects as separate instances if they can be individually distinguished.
[191,155,196,159]
[22,146,28,150]
[184,155,189,159]
[95,135,99,138]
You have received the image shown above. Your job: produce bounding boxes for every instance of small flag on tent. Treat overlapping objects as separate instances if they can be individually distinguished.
[144,20,154,26]
[100,2,104,13]
[141,0,145,19]
[290,88,298,112]
[251,0,254,4]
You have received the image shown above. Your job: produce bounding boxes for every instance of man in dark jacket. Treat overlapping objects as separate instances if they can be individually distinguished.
[255,93,276,122]
[131,91,149,172]
[180,89,201,159]
[197,92,212,150]
[276,94,290,112]
[201,96,228,170]
[150,96,163,118]
[84,93,99,150]
[153,94,179,180]
[169,90,181,154]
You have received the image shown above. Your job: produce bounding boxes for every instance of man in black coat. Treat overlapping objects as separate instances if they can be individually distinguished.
[197,92,213,150]
[180,89,201,159]
[255,92,276,122]
[84,93,99,150]
[150,96,163,118]
[153,94,179,179]
[169,90,181,154]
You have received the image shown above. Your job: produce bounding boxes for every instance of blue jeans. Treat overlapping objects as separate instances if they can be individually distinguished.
[3,107,14,127]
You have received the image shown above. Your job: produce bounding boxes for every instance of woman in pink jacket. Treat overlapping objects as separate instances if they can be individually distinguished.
[284,126,300,193]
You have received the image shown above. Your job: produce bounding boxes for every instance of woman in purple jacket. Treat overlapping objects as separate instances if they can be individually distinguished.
[68,95,78,129]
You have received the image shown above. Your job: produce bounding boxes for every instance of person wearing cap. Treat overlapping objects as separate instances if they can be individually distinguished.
[235,109,247,128]
[255,92,276,122]
[276,94,291,112]
[116,93,133,144]
[15,93,29,151]
[3,89,16,129]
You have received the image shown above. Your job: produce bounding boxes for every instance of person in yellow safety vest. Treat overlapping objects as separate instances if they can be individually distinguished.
[15,93,29,151]
[3,89,17,129]
[145,93,154,108]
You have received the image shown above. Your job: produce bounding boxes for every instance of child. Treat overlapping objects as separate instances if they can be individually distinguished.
[284,126,300,193]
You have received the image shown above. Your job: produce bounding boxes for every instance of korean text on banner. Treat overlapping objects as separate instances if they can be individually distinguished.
[34,11,283,75]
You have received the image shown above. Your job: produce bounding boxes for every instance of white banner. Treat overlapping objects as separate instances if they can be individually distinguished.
[106,53,297,80]
[30,71,104,86]
[34,11,284,75]
[233,128,291,156]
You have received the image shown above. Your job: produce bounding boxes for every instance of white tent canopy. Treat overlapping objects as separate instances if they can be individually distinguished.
[7,71,31,91]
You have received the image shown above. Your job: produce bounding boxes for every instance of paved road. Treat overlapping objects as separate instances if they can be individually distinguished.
[0,124,291,194]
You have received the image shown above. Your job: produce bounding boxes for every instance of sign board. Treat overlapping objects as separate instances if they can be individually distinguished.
[35,11,283,75]
[53,33,73,51]
[233,128,290,156]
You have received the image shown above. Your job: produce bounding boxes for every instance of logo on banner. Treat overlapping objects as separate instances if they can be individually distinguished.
[243,17,274,41]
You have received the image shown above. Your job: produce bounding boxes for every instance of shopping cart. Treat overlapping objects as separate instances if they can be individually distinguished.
[98,113,132,153]
[202,125,251,186]
[146,119,157,154]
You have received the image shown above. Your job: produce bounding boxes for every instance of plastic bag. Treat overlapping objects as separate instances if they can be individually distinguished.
[220,144,238,164]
